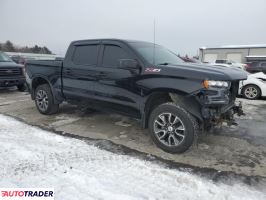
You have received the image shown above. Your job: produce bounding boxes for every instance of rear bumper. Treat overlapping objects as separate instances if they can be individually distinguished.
[0,76,25,87]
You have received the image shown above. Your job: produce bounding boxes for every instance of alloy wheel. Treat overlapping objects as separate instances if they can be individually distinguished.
[244,86,258,99]
[36,89,49,112]
[153,112,186,147]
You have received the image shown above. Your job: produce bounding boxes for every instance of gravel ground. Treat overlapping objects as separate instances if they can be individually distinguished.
[0,88,266,178]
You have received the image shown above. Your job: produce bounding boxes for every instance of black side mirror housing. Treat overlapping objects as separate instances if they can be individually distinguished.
[119,59,139,70]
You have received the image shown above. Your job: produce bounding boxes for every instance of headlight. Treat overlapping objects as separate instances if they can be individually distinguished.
[203,80,229,89]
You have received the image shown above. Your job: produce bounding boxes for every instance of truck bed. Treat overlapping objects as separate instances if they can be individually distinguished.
[26,60,62,79]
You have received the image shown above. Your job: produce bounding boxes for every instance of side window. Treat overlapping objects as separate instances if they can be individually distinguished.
[72,45,98,65]
[102,45,130,67]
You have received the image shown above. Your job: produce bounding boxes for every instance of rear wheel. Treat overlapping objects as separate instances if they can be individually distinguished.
[148,102,198,153]
[242,85,261,100]
[35,84,59,114]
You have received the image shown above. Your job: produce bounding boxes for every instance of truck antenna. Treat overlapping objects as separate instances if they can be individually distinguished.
[153,19,156,65]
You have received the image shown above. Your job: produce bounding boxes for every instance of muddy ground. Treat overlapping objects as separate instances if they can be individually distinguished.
[0,88,266,179]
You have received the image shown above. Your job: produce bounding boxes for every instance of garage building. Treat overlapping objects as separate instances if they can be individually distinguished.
[199,44,266,63]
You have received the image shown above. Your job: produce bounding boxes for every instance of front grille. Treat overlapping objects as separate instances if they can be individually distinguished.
[0,68,22,76]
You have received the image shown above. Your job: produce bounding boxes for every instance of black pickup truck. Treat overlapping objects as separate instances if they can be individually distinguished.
[26,39,247,153]
[0,51,26,91]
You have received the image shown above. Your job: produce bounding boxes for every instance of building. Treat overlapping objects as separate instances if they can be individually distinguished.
[199,44,266,63]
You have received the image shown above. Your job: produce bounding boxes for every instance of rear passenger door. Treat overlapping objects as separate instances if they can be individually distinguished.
[62,41,100,100]
[93,41,142,117]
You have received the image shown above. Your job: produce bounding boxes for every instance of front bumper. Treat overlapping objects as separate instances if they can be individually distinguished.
[0,76,25,87]
[199,81,244,123]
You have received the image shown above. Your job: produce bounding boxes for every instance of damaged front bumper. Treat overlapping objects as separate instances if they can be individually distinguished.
[199,82,245,126]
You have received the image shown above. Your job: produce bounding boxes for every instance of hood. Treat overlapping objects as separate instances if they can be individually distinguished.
[249,72,266,79]
[0,61,23,68]
[155,63,247,81]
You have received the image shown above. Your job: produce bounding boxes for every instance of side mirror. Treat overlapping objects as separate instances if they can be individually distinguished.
[119,59,139,69]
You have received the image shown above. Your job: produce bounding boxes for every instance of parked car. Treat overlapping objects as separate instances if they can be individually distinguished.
[214,59,246,70]
[0,51,26,91]
[245,61,266,74]
[10,55,26,65]
[178,56,201,63]
[25,39,247,153]
[11,55,37,66]
[239,72,266,100]
[211,63,246,71]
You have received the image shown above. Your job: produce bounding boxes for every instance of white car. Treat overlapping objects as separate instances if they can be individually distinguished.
[239,72,266,100]
[211,63,245,70]
[214,59,246,70]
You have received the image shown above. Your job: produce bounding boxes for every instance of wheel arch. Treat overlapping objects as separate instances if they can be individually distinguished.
[31,76,61,104]
[141,89,203,128]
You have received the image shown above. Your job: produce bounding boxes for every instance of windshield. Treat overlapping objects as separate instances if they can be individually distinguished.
[0,52,13,62]
[129,42,184,65]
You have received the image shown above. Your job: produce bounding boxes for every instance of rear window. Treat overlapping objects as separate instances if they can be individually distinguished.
[72,45,98,65]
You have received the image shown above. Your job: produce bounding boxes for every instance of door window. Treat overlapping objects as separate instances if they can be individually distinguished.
[72,45,99,65]
[102,45,130,67]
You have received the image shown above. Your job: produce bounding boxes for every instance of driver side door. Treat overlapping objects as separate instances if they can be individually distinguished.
[93,41,142,118]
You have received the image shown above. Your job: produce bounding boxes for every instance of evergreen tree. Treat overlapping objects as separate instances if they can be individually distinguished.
[4,40,16,52]
[0,41,53,54]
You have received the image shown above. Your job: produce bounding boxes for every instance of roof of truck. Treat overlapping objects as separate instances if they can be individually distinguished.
[71,38,153,44]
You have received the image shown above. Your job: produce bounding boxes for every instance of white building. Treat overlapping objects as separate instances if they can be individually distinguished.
[199,44,266,63]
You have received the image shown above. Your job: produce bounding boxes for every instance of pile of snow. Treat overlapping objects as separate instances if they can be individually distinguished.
[0,114,265,200]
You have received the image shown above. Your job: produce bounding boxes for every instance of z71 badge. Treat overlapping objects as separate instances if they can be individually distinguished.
[145,68,161,72]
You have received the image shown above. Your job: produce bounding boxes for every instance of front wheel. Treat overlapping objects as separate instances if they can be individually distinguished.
[242,85,261,100]
[35,84,59,115]
[148,102,198,154]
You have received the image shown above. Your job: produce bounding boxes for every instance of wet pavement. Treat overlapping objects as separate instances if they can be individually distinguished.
[0,87,266,178]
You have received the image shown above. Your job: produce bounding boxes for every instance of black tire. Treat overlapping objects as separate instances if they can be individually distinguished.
[242,84,261,100]
[148,102,198,153]
[35,84,59,115]
[17,84,26,92]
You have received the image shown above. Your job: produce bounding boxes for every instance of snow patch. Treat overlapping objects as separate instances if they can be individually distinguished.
[0,114,265,200]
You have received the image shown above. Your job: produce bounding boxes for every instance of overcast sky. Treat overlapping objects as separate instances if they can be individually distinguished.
[1,0,265,56]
